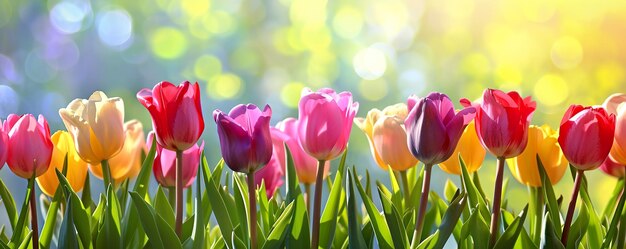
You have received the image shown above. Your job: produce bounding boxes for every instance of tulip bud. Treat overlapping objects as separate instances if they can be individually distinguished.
[36,131,88,197]
[5,114,53,179]
[276,118,330,184]
[137,81,204,151]
[149,131,203,188]
[355,104,418,171]
[439,122,485,175]
[461,89,536,158]
[507,125,568,187]
[405,93,476,165]
[600,156,626,178]
[298,88,359,161]
[89,120,146,183]
[255,128,289,198]
[59,91,125,164]
[214,104,273,173]
[559,105,615,170]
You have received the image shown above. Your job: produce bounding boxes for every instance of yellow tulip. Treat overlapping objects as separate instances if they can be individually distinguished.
[439,122,485,175]
[507,125,568,187]
[36,131,88,197]
[355,103,418,171]
[59,91,125,164]
[90,120,145,183]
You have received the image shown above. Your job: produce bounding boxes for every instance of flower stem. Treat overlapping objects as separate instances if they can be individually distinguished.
[101,159,112,189]
[304,183,311,218]
[530,186,543,246]
[175,150,183,238]
[29,176,39,249]
[311,159,326,249]
[489,157,506,248]
[561,169,584,246]
[412,163,432,245]
[399,170,411,210]
[617,178,626,249]
[247,170,258,249]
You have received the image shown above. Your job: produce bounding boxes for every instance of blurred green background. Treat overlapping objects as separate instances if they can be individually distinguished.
[0,0,625,237]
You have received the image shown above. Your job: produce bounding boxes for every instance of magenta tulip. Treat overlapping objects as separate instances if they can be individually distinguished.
[148,132,203,189]
[4,114,53,179]
[254,128,289,199]
[213,104,273,173]
[405,92,476,165]
[298,88,359,161]
[461,89,536,158]
[0,119,8,169]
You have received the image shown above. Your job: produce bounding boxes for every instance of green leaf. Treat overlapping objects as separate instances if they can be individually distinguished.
[15,231,31,249]
[494,205,529,249]
[352,167,394,249]
[233,174,249,247]
[203,158,238,247]
[130,192,183,249]
[577,172,603,249]
[318,150,348,248]
[461,205,489,249]
[96,186,121,248]
[283,146,310,248]
[347,174,367,249]
[601,181,626,248]
[601,179,624,223]
[378,185,409,249]
[444,180,458,203]
[540,212,565,249]
[432,191,467,249]
[154,186,176,228]
[40,181,64,248]
[56,169,92,248]
[9,176,34,247]
[0,178,17,229]
[261,202,295,249]
[57,194,80,249]
[459,156,490,220]
[538,155,562,237]
[81,169,93,210]
[192,164,205,249]
[284,146,299,203]
[566,201,589,249]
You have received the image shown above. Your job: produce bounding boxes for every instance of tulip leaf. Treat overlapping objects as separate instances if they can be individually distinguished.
[459,156,490,220]
[286,190,310,248]
[387,167,404,212]
[284,146,299,203]
[575,171,603,249]
[192,164,205,249]
[444,180,458,203]
[204,158,238,247]
[55,169,92,248]
[494,204,529,249]
[347,174,367,249]
[15,231,31,249]
[233,174,249,247]
[432,191,466,249]
[261,201,294,249]
[378,185,410,249]
[0,178,17,229]
[601,181,626,248]
[318,150,348,248]
[415,231,438,249]
[154,186,176,228]
[540,211,565,249]
[537,155,562,237]
[460,205,490,249]
[472,172,488,201]
[601,179,624,223]
[96,186,121,248]
[129,192,183,249]
[409,167,425,213]
[352,167,395,249]
[258,181,271,235]
[57,193,80,249]
[40,173,66,248]
[566,201,589,249]
[9,176,34,247]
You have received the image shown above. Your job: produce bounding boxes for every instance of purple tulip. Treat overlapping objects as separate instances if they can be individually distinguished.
[405,92,476,165]
[213,104,273,173]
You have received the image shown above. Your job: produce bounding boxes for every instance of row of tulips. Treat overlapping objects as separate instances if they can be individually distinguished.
[0,81,625,249]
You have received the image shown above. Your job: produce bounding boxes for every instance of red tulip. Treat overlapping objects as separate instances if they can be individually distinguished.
[213,104,273,173]
[461,89,536,158]
[559,105,615,170]
[405,92,476,165]
[137,81,204,151]
[298,88,359,161]
[254,128,289,198]
[148,132,203,189]
[600,156,625,178]
[0,119,8,169]
[4,114,53,179]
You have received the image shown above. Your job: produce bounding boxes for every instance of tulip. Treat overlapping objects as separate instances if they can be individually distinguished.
[438,122,485,175]
[298,88,358,249]
[213,103,273,249]
[150,133,203,189]
[5,114,54,249]
[404,92,475,243]
[603,93,626,165]
[254,128,289,199]
[461,89,535,247]
[137,81,204,237]
[0,119,8,169]
[276,118,330,212]
[600,156,625,178]
[558,105,615,246]
[89,120,146,184]
[36,131,88,197]
[507,125,568,187]
[137,81,204,151]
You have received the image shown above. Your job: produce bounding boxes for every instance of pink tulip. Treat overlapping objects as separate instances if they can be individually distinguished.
[148,132,203,188]
[603,93,626,165]
[600,156,625,178]
[559,105,615,171]
[254,128,289,198]
[461,89,536,158]
[0,119,8,169]
[4,114,53,179]
[276,118,330,184]
[298,88,359,161]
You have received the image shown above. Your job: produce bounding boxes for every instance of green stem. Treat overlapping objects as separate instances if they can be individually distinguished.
[247,170,258,249]
[175,150,183,238]
[304,183,311,219]
[311,160,326,249]
[617,180,626,249]
[399,170,411,210]
[29,176,39,249]
[412,164,433,246]
[489,157,506,248]
[561,169,584,246]
[530,186,543,246]
[101,159,112,189]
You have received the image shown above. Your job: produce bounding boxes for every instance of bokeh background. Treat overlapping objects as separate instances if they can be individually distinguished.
[1,0,626,242]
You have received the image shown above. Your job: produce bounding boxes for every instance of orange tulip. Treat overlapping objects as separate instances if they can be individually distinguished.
[89,120,145,183]
[36,131,88,197]
[439,122,485,175]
